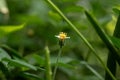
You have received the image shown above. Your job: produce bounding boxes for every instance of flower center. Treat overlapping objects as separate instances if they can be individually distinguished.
[59,32,67,40]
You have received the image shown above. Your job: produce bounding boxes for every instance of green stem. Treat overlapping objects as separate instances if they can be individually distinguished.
[53,48,62,80]
[45,46,52,80]
[46,0,117,80]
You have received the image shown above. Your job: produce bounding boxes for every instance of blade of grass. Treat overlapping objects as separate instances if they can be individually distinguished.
[0,44,23,59]
[85,11,120,80]
[105,12,120,80]
[2,58,37,71]
[85,11,120,65]
[113,14,120,38]
[105,53,116,80]
[81,61,104,80]
[20,72,43,80]
[46,0,117,80]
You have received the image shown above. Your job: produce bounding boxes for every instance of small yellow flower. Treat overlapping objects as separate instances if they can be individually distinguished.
[55,32,70,40]
[55,32,70,48]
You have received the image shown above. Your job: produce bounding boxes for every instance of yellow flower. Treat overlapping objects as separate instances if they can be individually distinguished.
[55,32,70,48]
[55,32,70,41]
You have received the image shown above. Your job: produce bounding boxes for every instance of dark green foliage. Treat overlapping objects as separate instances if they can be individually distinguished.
[105,11,120,80]
[0,0,120,80]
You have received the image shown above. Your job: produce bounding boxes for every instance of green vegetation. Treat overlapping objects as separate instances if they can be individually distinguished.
[0,0,120,80]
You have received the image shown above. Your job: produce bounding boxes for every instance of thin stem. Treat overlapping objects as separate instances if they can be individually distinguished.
[46,0,117,80]
[53,48,62,80]
[45,46,52,80]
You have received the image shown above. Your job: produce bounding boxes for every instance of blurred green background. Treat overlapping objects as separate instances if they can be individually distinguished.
[0,0,120,80]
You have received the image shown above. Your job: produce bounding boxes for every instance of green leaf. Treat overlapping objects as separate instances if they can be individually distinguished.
[2,58,37,71]
[0,45,23,59]
[113,8,120,14]
[105,10,120,80]
[33,54,45,66]
[0,23,25,33]
[80,61,104,80]
[0,24,25,38]
[0,48,11,61]
[20,72,43,80]
[113,5,120,14]
[85,11,120,80]
[25,54,45,66]
[110,37,120,48]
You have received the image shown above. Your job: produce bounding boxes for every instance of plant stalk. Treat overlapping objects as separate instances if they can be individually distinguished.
[45,46,52,80]
[53,48,62,80]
